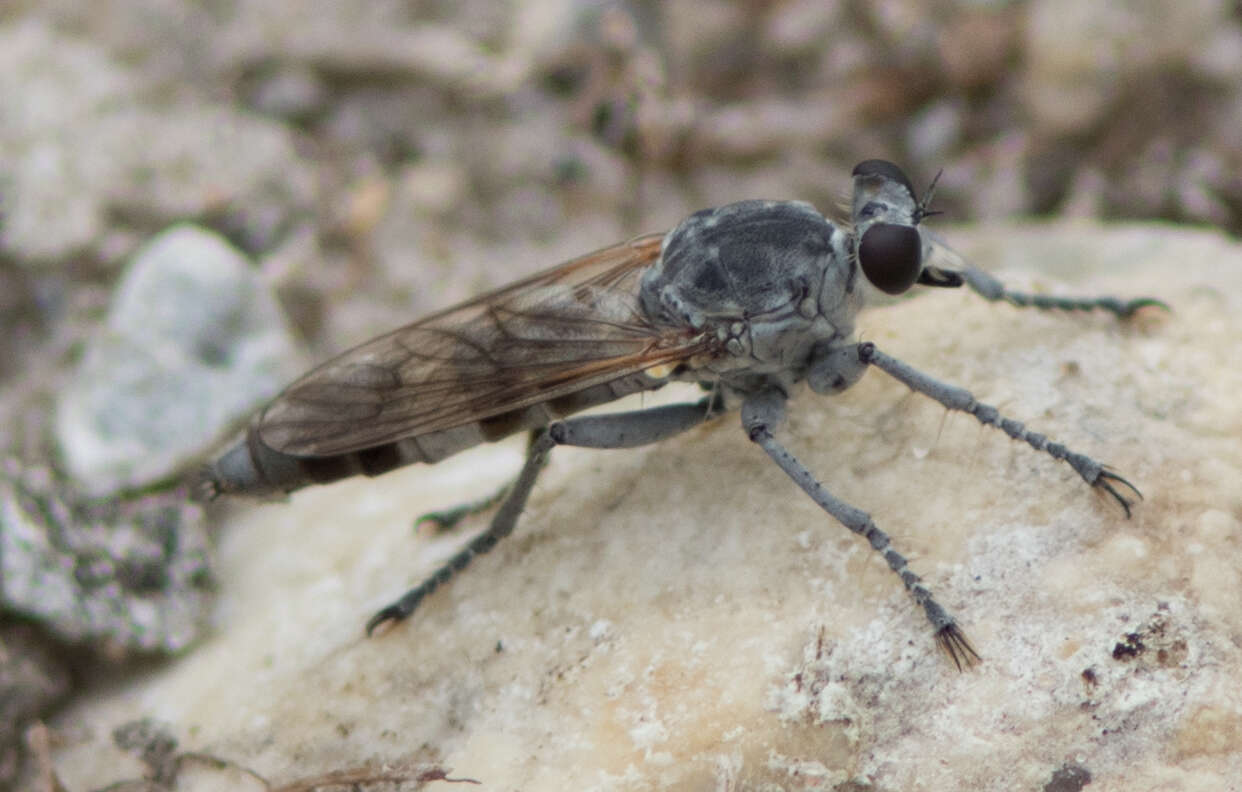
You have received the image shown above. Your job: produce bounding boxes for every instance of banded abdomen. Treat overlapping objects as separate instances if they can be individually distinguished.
[198,370,671,500]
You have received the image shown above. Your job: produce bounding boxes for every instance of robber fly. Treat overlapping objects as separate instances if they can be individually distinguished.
[199,160,1160,668]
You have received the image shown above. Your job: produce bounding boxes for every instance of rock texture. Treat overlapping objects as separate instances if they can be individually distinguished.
[42,222,1241,791]
[54,224,302,497]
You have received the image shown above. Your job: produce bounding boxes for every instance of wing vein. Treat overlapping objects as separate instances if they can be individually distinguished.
[258,235,716,456]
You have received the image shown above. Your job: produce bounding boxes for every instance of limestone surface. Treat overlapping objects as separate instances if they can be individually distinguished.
[45,223,1242,792]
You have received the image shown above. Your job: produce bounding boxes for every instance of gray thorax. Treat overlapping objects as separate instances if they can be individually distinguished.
[638,199,864,397]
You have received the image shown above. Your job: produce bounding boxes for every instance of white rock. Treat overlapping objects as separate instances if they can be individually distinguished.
[47,223,1242,790]
[55,225,302,496]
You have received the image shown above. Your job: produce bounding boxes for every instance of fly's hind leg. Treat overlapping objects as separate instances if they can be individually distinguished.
[958,265,1167,318]
[412,430,542,533]
[415,484,512,532]
[367,397,719,635]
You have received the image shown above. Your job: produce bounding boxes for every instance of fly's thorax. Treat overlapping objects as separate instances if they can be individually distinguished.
[639,198,856,332]
[640,200,838,326]
[816,219,864,330]
[634,199,863,387]
[698,312,847,392]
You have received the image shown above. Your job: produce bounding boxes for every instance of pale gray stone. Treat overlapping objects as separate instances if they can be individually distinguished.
[54,225,302,497]
[0,456,213,652]
[42,223,1242,790]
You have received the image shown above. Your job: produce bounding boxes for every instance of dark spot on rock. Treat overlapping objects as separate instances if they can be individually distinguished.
[1044,763,1092,792]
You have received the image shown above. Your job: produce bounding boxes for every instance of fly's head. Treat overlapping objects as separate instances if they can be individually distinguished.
[850,159,936,296]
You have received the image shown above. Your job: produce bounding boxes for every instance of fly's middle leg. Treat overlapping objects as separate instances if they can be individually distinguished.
[366,398,718,636]
[741,387,980,670]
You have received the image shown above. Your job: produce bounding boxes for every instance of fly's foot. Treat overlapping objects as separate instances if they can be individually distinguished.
[365,606,404,636]
[1094,468,1142,518]
[414,483,511,533]
[936,623,981,671]
[1116,296,1170,318]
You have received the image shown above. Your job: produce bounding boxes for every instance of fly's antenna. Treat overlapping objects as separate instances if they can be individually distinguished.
[914,168,944,224]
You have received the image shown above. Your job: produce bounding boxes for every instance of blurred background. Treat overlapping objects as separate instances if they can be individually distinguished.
[4,0,1242,365]
[2,0,1241,783]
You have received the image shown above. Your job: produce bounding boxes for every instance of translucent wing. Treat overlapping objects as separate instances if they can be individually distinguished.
[259,233,715,456]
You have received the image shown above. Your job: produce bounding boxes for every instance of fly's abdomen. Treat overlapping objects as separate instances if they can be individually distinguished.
[200,421,482,499]
[198,372,669,500]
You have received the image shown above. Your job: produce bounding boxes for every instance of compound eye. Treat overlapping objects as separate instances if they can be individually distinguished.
[858,223,921,295]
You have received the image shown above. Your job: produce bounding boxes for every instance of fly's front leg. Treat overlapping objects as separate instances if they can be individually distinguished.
[741,388,979,669]
[367,397,719,636]
[858,342,1141,515]
[958,266,1167,318]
